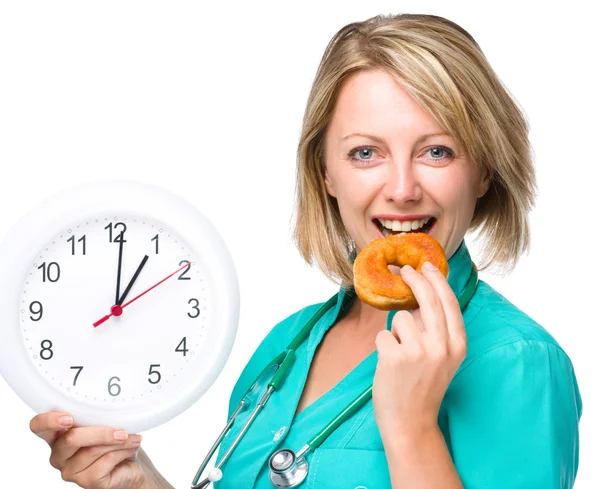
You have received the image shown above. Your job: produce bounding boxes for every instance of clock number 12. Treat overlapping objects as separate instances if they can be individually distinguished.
[105,222,127,243]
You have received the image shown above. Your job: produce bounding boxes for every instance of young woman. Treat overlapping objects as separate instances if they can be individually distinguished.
[29,13,582,489]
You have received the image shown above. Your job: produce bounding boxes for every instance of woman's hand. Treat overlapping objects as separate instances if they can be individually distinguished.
[30,411,150,489]
[372,261,467,438]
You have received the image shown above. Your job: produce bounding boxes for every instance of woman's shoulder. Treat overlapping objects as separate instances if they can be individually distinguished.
[457,278,574,377]
[257,300,330,353]
[225,299,330,416]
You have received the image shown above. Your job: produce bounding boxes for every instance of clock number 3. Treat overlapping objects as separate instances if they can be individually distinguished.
[188,298,200,318]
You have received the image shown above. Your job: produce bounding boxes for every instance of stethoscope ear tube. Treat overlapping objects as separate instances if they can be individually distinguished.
[269,349,295,390]
[191,385,277,488]
[458,263,478,311]
[191,400,246,488]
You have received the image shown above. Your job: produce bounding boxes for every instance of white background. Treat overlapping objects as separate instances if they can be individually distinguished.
[0,1,598,488]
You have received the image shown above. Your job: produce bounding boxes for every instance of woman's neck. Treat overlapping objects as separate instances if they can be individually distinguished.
[342,264,403,334]
[341,293,389,336]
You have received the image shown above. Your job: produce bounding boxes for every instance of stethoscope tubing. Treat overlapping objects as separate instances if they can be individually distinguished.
[191,386,276,489]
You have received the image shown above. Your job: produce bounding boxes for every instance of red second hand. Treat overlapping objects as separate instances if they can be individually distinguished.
[93,261,191,328]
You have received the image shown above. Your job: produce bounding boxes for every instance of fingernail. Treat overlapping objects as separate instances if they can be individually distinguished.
[422,261,436,271]
[58,416,73,427]
[130,434,142,444]
[113,430,128,441]
[401,264,414,274]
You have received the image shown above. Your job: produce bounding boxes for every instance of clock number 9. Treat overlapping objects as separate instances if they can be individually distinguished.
[108,376,121,397]
[105,222,127,243]
[29,301,43,321]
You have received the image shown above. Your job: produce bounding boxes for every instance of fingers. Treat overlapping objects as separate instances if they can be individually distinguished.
[62,447,140,487]
[50,426,139,467]
[31,412,144,488]
[419,261,467,346]
[396,262,467,362]
[400,264,448,342]
[61,439,141,481]
[30,411,74,445]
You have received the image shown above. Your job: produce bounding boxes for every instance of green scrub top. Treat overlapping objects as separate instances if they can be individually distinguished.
[213,239,582,488]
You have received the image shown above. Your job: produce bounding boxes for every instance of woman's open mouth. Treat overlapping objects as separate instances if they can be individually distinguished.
[373,217,436,238]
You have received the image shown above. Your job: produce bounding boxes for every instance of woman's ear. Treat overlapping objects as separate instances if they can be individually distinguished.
[477,166,492,198]
[325,171,336,198]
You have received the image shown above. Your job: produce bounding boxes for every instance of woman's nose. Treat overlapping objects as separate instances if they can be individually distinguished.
[382,159,423,203]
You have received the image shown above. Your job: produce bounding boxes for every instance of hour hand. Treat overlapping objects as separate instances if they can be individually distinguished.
[118,255,149,306]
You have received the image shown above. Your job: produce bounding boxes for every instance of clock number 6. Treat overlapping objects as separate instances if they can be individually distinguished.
[108,376,121,397]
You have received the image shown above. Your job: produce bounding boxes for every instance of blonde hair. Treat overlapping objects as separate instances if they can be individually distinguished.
[292,13,537,289]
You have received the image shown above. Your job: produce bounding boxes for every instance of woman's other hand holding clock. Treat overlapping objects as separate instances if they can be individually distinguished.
[29,411,174,489]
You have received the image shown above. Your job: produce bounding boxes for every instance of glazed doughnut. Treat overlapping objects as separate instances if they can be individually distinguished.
[353,232,449,310]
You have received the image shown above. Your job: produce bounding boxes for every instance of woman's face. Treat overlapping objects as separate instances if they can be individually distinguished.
[324,69,490,259]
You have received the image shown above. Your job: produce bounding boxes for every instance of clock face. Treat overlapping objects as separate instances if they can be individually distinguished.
[18,212,211,410]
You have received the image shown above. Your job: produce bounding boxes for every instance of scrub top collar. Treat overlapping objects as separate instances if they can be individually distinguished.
[336,239,475,332]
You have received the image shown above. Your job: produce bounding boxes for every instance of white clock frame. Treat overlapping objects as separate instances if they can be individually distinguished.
[0,179,240,433]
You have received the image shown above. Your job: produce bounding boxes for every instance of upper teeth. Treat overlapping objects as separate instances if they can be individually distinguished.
[378,217,432,232]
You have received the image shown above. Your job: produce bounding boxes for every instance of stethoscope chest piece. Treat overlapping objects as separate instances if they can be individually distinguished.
[269,449,308,488]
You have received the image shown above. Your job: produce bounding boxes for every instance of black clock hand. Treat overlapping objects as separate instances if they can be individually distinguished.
[115,238,124,306]
[117,255,149,306]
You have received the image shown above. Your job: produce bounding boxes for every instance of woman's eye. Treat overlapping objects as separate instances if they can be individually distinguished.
[347,145,455,165]
[348,146,376,164]
[425,145,455,161]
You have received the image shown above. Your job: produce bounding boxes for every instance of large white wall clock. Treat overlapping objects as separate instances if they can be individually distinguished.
[0,180,239,433]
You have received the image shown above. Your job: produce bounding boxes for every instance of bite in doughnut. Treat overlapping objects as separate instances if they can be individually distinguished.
[353,232,449,310]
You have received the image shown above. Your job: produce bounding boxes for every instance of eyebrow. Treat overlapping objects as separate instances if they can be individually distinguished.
[341,132,450,144]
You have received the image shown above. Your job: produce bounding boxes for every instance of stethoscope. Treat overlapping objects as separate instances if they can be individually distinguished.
[190,262,479,488]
